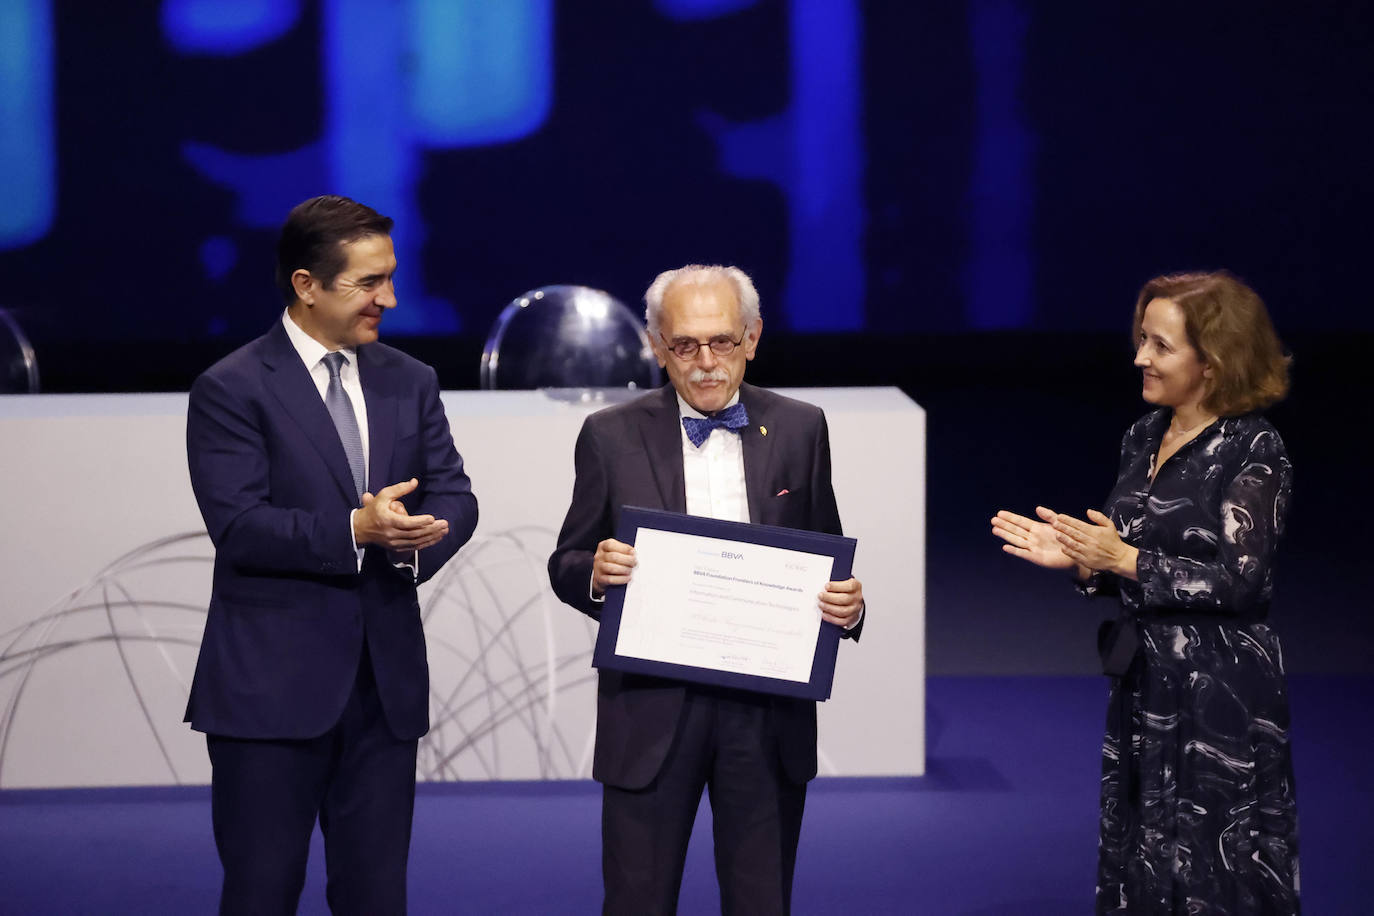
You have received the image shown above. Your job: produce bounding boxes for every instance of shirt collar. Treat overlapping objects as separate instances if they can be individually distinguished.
[675,389,741,420]
[281,309,357,372]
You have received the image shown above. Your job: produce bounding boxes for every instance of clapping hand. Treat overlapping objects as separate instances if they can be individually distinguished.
[1049,509,1136,579]
[991,506,1076,570]
[354,478,449,551]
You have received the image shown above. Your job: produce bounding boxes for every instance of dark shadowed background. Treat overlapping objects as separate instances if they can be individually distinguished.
[2,0,1368,674]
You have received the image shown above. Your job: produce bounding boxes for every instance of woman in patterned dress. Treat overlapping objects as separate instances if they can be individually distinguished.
[991,270,1299,914]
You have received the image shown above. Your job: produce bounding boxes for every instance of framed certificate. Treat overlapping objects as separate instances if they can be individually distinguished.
[592,506,857,701]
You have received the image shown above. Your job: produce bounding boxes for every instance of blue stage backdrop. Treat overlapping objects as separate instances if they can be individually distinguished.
[1,1,1370,349]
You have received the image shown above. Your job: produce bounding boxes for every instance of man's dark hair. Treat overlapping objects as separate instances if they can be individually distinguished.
[275,195,394,305]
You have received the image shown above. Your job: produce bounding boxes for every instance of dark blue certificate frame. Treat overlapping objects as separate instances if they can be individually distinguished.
[592,506,857,701]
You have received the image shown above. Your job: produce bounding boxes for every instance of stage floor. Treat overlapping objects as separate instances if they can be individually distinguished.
[2,675,1367,914]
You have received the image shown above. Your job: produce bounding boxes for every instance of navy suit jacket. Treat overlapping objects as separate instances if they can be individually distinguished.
[548,383,860,789]
[185,321,478,742]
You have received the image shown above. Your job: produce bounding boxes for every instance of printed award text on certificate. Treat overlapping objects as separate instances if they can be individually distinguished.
[614,527,833,682]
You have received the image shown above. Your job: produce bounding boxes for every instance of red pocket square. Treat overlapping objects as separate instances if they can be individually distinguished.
[776,488,790,496]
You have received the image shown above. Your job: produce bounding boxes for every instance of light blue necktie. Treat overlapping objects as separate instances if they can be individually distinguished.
[323,352,365,502]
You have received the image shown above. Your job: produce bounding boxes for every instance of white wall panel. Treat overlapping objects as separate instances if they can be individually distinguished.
[0,388,923,787]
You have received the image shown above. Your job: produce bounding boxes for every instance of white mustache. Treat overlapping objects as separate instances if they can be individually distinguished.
[688,368,729,384]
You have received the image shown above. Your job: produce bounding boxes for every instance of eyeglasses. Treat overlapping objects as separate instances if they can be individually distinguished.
[659,329,747,360]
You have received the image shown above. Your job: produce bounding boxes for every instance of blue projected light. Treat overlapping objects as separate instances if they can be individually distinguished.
[0,0,55,250]
[967,0,1033,329]
[183,141,327,228]
[655,0,758,21]
[787,0,863,330]
[199,236,238,282]
[698,0,865,330]
[324,0,430,332]
[160,0,302,55]
[170,0,553,334]
[409,0,552,146]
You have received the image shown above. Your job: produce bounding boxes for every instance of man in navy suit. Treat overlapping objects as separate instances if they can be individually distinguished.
[548,264,864,915]
[185,195,478,915]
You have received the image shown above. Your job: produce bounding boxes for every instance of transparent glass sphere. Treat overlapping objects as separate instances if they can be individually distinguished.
[0,308,39,393]
[480,285,661,391]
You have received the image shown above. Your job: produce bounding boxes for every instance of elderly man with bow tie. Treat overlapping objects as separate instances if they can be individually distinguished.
[549,263,865,916]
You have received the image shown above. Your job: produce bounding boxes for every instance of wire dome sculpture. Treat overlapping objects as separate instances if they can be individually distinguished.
[480,285,661,393]
[418,525,599,780]
[0,308,40,393]
[0,526,600,786]
[0,532,215,786]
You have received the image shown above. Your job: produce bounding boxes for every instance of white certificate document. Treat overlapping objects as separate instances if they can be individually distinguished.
[613,527,834,682]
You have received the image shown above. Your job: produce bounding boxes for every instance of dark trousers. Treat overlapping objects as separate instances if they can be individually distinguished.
[601,688,808,916]
[206,645,419,916]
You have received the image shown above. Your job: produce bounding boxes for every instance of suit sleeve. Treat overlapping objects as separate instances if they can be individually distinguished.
[810,410,864,641]
[407,366,479,585]
[187,370,357,574]
[809,411,844,538]
[548,417,612,619]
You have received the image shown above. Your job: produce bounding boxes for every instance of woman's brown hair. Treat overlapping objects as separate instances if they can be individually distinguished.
[1132,270,1290,415]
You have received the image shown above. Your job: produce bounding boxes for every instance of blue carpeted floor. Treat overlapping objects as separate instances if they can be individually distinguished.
[2,676,1368,914]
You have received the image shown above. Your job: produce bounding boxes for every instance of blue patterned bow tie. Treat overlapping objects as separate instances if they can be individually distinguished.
[681,402,750,447]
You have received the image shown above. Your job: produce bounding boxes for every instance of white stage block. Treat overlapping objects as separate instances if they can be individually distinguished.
[0,388,923,787]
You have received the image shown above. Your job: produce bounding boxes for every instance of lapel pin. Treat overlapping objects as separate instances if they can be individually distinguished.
[760,426,768,437]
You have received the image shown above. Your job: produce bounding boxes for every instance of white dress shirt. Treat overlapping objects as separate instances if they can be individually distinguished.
[590,389,859,627]
[281,310,371,479]
[589,391,749,602]
[679,391,861,630]
[678,392,750,523]
[280,310,373,571]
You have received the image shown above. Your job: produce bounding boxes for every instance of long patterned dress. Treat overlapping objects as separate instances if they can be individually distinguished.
[1081,409,1299,915]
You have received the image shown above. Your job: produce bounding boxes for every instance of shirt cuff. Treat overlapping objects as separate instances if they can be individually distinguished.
[589,569,605,603]
[392,550,419,581]
[348,508,364,572]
